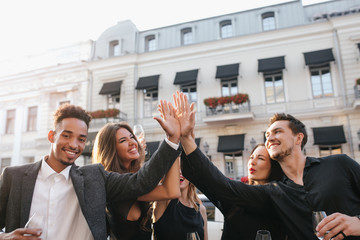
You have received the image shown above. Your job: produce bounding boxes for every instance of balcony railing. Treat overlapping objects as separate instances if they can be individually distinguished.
[355,84,360,99]
[89,111,128,129]
[205,101,251,116]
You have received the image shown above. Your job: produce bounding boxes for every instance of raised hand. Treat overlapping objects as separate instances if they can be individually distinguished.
[154,99,181,144]
[173,91,196,140]
[173,91,197,155]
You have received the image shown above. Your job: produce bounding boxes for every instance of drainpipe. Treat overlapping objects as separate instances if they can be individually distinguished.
[134,30,140,125]
[346,114,355,159]
[332,28,347,107]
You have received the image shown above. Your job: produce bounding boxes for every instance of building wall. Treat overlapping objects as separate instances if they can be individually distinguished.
[0,0,360,176]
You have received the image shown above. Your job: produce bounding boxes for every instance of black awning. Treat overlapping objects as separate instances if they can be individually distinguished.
[217,134,245,153]
[357,43,360,50]
[215,63,239,79]
[147,141,160,156]
[258,56,285,72]
[82,132,98,156]
[174,69,198,85]
[303,49,334,65]
[99,81,122,95]
[312,126,346,145]
[135,75,159,90]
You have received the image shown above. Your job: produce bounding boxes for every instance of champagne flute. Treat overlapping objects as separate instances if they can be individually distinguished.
[312,211,327,240]
[133,124,148,155]
[24,212,44,237]
[186,232,200,240]
[255,230,272,240]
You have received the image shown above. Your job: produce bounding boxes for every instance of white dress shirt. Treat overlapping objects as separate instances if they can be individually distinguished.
[29,157,93,240]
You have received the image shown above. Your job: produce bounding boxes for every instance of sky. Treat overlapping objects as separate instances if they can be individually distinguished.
[0,0,328,61]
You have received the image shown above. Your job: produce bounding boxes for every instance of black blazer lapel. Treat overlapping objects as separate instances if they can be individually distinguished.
[20,161,42,227]
[70,165,86,218]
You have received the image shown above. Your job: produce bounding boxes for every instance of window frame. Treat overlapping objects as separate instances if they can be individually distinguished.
[181,28,193,45]
[220,20,233,38]
[262,12,276,31]
[5,109,15,134]
[143,88,158,117]
[145,35,156,52]
[27,106,38,132]
[109,40,121,57]
[319,145,342,156]
[221,77,238,97]
[180,84,197,105]
[310,63,333,98]
[263,71,285,104]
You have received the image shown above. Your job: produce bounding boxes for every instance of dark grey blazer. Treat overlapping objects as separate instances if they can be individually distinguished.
[0,140,180,240]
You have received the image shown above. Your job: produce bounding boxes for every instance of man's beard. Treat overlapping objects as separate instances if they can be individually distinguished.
[270,146,292,162]
[60,159,74,166]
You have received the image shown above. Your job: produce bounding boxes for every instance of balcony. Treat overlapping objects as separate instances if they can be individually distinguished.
[89,109,128,130]
[203,101,253,124]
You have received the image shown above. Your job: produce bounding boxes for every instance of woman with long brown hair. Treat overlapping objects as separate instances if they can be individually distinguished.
[92,101,181,240]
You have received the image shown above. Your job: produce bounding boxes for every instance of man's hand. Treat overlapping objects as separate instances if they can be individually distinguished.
[0,228,42,240]
[316,212,360,240]
[173,91,196,140]
[154,100,180,144]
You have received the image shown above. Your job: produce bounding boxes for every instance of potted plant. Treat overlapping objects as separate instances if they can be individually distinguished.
[203,97,219,109]
[231,93,249,105]
[89,108,120,119]
[217,96,232,106]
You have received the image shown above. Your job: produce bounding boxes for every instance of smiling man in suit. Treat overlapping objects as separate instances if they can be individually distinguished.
[0,103,181,240]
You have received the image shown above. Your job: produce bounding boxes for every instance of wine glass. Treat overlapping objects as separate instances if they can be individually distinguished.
[312,211,327,239]
[24,212,44,237]
[186,232,200,240]
[255,230,272,240]
[133,124,148,155]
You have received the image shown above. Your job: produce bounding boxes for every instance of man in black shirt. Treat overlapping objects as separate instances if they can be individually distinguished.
[265,113,360,240]
[174,92,360,240]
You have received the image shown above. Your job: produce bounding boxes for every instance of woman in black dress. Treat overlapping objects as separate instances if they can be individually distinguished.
[153,165,208,240]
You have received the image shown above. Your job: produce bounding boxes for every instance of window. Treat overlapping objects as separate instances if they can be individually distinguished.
[1,158,11,173]
[310,64,333,98]
[59,100,70,106]
[264,71,285,103]
[225,160,234,175]
[145,35,156,52]
[262,12,276,31]
[220,20,233,38]
[181,28,193,45]
[109,40,121,57]
[5,109,15,134]
[319,145,342,156]
[144,89,158,117]
[221,78,238,96]
[181,84,197,106]
[27,106,37,132]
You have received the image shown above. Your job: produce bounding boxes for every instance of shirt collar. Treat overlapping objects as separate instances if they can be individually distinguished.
[304,156,320,168]
[40,156,71,181]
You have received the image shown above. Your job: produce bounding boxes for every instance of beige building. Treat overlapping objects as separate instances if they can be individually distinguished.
[1,0,360,181]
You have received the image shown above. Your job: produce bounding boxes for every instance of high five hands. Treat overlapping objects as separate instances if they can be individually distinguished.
[155,91,197,154]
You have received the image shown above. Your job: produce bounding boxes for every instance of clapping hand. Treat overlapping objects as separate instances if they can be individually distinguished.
[173,91,196,140]
[154,99,181,144]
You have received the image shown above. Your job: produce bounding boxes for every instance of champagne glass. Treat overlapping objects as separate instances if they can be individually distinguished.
[133,124,148,155]
[186,232,200,240]
[312,211,327,240]
[255,230,272,240]
[24,212,44,237]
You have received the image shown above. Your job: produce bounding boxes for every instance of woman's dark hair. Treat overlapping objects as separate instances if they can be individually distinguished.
[248,144,283,185]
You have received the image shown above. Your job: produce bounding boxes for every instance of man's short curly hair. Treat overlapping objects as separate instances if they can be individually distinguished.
[53,104,92,129]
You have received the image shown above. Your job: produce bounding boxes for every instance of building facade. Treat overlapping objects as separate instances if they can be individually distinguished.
[1,0,360,181]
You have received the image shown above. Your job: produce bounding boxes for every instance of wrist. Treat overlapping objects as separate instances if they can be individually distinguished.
[168,135,180,145]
